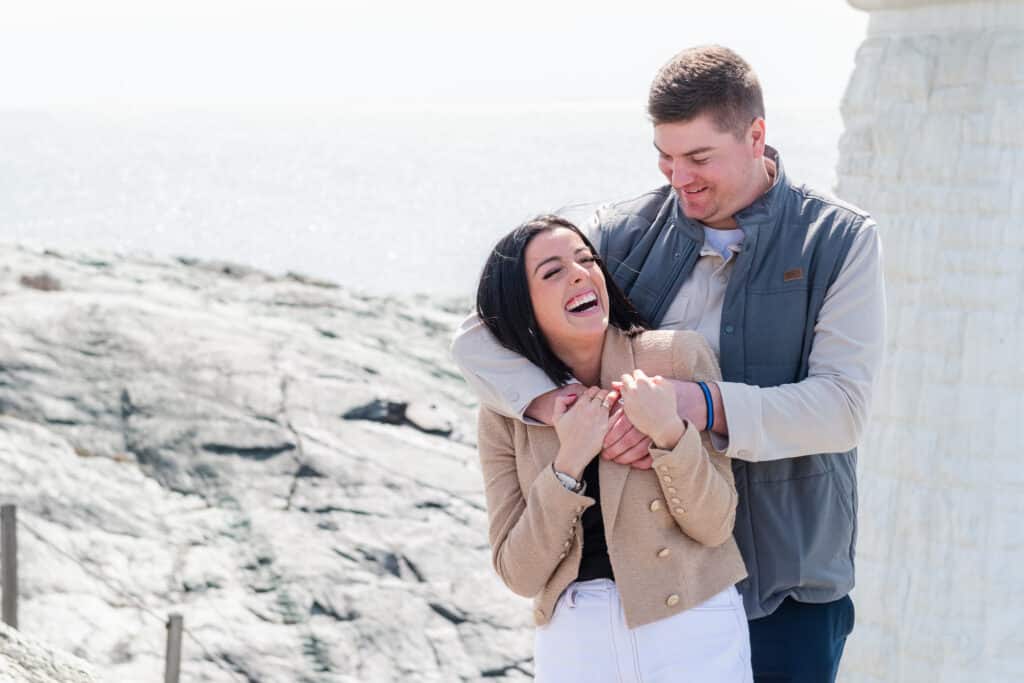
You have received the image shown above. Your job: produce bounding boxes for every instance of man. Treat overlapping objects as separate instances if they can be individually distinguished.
[452,45,884,682]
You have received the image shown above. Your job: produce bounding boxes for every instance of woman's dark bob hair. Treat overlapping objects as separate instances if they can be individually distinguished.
[476,215,647,386]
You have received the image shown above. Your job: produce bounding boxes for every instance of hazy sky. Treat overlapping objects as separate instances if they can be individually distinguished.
[1,0,869,113]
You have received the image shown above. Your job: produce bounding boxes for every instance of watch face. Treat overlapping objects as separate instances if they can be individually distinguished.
[559,474,582,492]
[554,470,577,489]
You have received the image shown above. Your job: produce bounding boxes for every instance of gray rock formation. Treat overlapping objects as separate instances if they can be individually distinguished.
[839,1,1024,681]
[0,623,98,683]
[0,244,533,681]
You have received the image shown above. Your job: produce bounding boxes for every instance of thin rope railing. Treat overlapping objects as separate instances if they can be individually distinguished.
[13,514,236,678]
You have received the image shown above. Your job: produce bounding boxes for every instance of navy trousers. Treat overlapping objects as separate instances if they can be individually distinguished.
[748,595,855,683]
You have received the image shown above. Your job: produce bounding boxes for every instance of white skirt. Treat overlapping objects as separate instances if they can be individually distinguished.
[534,579,752,683]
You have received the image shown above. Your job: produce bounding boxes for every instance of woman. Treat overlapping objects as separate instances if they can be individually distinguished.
[473,215,751,682]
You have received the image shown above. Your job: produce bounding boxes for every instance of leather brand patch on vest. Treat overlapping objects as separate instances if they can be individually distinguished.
[783,268,804,282]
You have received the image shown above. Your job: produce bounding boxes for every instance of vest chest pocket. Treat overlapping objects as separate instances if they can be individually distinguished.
[744,285,813,384]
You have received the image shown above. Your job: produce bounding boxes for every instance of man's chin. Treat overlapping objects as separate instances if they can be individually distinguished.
[680,204,714,223]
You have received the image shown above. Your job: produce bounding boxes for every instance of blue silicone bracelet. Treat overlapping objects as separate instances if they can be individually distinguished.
[697,381,714,432]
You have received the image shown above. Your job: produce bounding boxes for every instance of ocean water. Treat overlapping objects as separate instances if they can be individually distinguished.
[0,103,843,297]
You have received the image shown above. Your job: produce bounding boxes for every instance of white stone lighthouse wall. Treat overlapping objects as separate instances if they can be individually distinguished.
[837,1,1024,681]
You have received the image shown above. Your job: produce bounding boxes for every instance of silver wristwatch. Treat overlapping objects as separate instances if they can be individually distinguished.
[552,464,585,494]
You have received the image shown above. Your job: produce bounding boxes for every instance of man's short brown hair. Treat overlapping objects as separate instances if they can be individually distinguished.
[648,45,765,137]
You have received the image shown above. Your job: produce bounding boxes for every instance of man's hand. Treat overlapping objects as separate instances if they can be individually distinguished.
[616,370,685,449]
[601,407,654,470]
[603,377,730,469]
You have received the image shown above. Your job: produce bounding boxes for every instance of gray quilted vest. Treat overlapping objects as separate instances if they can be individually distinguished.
[596,148,870,619]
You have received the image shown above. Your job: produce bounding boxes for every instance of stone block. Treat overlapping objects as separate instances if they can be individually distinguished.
[955,143,1004,184]
[871,102,920,151]
[873,153,903,180]
[839,150,878,178]
[843,38,889,113]
[877,36,939,103]
[904,113,962,182]
[961,111,993,145]
[903,185,947,215]
[1013,182,1024,213]
[963,311,1024,386]
[928,83,989,112]
[988,33,1024,84]
[933,32,990,88]
[991,90,1024,146]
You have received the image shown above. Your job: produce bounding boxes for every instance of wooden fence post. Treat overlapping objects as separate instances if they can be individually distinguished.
[165,613,183,683]
[1,504,16,629]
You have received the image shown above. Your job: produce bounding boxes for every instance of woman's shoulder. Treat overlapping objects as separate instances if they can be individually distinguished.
[476,405,515,440]
[631,329,711,356]
[630,329,720,381]
[476,406,533,441]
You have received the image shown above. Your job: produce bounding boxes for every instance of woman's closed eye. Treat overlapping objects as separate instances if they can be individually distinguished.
[543,256,596,280]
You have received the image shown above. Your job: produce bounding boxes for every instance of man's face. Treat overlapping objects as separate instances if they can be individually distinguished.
[653,113,765,229]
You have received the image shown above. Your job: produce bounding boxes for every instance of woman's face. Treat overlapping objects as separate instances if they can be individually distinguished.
[524,227,610,351]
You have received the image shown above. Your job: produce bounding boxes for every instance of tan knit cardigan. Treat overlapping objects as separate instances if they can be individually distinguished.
[476,327,747,629]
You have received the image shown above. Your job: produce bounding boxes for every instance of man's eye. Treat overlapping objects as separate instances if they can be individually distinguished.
[542,267,562,280]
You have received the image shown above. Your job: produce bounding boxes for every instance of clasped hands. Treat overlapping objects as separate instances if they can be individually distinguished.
[550,370,685,478]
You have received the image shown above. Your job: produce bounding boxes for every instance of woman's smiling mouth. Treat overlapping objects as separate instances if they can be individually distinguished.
[564,289,600,314]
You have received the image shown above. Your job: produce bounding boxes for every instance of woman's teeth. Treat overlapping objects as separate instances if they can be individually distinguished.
[565,291,598,313]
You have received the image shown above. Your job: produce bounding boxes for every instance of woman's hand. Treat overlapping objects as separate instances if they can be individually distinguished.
[552,386,617,480]
[614,369,685,449]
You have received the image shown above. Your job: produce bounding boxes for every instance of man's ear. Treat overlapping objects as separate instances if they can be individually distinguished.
[749,117,767,158]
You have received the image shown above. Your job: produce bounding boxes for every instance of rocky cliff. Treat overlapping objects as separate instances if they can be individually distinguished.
[0,622,98,683]
[0,244,533,682]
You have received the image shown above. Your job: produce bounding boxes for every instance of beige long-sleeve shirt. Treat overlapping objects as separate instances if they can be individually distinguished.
[452,218,885,464]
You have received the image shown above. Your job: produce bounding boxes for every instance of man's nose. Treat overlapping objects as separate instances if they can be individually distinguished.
[670,160,694,188]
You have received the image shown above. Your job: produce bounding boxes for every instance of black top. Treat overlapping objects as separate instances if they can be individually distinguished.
[575,457,614,582]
